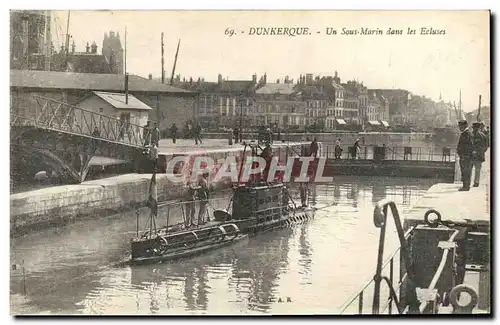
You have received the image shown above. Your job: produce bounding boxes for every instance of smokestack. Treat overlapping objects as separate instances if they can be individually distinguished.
[125,73,129,104]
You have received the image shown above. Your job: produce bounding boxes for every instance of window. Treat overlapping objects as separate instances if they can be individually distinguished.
[99,108,104,113]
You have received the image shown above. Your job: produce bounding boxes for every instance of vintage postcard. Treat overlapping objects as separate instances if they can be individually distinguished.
[9,10,491,316]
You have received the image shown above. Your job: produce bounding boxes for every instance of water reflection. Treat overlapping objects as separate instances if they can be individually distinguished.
[372,181,387,204]
[11,177,441,315]
[298,226,312,284]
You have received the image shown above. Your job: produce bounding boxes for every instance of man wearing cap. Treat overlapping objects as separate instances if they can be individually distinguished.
[471,122,488,187]
[456,120,473,191]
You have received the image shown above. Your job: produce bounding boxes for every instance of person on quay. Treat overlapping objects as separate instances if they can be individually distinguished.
[170,123,178,144]
[233,127,239,144]
[456,120,473,191]
[228,127,233,145]
[197,172,210,225]
[266,127,273,145]
[184,177,198,228]
[352,139,361,159]
[471,122,488,187]
[480,122,490,148]
[143,121,151,145]
[260,143,273,181]
[151,122,160,147]
[142,121,151,146]
[194,122,203,145]
[334,138,343,159]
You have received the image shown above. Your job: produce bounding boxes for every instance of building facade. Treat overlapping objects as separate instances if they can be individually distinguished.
[10,10,52,70]
[253,76,306,129]
[176,74,257,129]
[10,70,197,132]
[102,31,124,75]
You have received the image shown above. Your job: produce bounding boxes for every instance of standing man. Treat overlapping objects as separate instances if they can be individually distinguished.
[471,122,488,187]
[194,122,203,145]
[310,138,319,158]
[352,139,361,159]
[170,123,178,144]
[334,138,343,159]
[184,178,197,228]
[151,122,160,147]
[233,127,239,144]
[197,172,210,225]
[456,120,473,191]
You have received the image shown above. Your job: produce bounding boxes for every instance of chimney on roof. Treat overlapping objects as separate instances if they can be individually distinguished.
[252,74,257,84]
[86,42,90,53]
[91,42,98,54]
[284,76,289,84]
[334,71,338,78]
[263,73,267,84]
[148,73,152,80]
[276,79,280,84]
[189,77,193,84]
[71,40,75,53]
[218,74,223,84]
[197,77,201,83]
[306,74,313,85]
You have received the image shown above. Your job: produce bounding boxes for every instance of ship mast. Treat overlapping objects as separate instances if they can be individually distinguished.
[170,39,180,86]
[63,10,70,70]
[44,10,51,70]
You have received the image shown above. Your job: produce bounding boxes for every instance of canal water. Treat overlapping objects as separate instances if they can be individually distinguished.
[10,176,441,315]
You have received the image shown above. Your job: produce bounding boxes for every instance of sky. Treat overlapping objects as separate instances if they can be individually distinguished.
[51,10,490,112]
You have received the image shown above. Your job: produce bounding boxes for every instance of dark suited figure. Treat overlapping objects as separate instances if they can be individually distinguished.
[309,138,319,158]
[197,173,210,224]
[194,123,203,145]
[184,179,197,227]
[143,121,151,145]
[456,120,473,191]
[151,123,160,147]
[471,122,488,187]
[170,123,178,144]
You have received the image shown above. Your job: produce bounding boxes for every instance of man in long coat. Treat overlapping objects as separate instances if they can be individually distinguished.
[456,120,473,191]
[471,122,488,187]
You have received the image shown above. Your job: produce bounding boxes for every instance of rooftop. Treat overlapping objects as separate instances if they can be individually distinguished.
[89,91,153,111]
[255,83,296,95]
[10,69,193,95]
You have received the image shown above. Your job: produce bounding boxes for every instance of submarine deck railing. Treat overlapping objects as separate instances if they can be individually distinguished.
[320,145,457,162]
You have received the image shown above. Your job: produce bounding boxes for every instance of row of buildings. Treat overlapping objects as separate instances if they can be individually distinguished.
[174,72,393,131]
[173,71,460,131]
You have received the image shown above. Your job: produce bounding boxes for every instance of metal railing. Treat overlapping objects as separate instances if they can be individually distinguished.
[11,95,149,148]
[339,227,413,315]
[322,145,456,162]
[339,200,477,315]
[149,196,234,229]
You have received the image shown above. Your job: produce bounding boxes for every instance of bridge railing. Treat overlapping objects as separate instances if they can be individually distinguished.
[12,95,150,148]
[321,145,456,162]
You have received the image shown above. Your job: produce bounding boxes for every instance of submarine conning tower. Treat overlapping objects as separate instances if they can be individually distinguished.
[232,182,286,220]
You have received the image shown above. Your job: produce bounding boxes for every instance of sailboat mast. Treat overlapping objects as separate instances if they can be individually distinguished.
[458,89,462,119]
[477,95,482,122]
[44,10,51,70]
[64,10,70,55]
[161,32,165,84]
